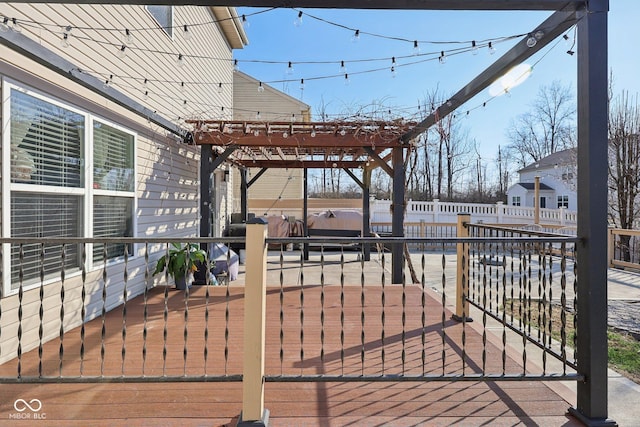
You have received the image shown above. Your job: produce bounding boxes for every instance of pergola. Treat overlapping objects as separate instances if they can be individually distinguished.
[187,118,417,268]
[0,0,611,425]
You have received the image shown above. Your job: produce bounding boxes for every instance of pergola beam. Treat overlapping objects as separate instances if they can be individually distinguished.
[6,0,584,10]
[196,133,403,149]
[237,160,366,169]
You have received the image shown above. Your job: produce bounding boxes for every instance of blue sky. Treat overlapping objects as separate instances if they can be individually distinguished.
[234,1,637,164]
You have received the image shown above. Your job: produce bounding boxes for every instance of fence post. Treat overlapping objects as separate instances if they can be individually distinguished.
[238,217,270,427]
[496,201,504,224]
[453,213,472,322]
[607,228,614,268]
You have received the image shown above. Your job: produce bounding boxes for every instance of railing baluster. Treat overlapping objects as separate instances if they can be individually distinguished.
[225,255,231,376]
[80,243,87,377]
[183,259,190,377]
[59,244,66,377]
[481,243,487,375]
[340,247,345,375]
[560,243,568,375]
[38,243,44,378]
[360,244,366,375]
[441,248,446,376]
[501,248,507,376]
[122,246,128,376]
[279,247,285,375]
[162,243,169,376]
[421,250,426,376]
[320,245,325,365]
[299,244,305,374]
[101,244,108,377]
[381,249,386,374]
[142,243,149,376]
[17,243,24,379]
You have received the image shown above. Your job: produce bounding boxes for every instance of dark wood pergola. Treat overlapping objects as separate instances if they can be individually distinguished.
[187,118,416,269]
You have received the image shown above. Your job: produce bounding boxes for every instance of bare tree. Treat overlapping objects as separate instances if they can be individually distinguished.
[507,80,576,167]
[608,89,640,261]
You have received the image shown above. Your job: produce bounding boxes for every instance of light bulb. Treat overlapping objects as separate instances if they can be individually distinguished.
[391,66,397,78]
[11,18,21,33]
[310,130,316,138]
[103,74,113,89]
[180,81,185,92]
[183,24,192,41]
[117,45,127,58]
[177,53,185,67]
[351,29,360,43]
[300,78,305,90]
[488,41,496,55]
[144,90,149,100]
[282,132,289,138]
[143,78,149,89]
[413,40,420,55]
[218,82,223,93]
[471,40,478,55]
[340,60,346,73]
[439,51,446,64]
[340,129,346,136]
[258,82,264,93]
[287,61,294,75]
[256,111,261,120]
[253,129,259,137]
[291,114,296,123]
[526,34,537,48]
[0,17,9,32]
[294,11,303,27]
[60,33,70,48]
[344,73,350,86]
[124,28,133,44]
[241,14,249,28]
[233,59,239,72]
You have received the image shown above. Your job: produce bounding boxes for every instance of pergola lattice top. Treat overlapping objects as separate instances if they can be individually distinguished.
[188,120,417,169]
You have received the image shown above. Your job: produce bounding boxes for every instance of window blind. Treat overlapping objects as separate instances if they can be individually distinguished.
[93,196,133,263]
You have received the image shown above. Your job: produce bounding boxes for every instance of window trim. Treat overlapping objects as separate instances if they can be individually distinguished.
[2,78,138,296]
[145,5,174,39]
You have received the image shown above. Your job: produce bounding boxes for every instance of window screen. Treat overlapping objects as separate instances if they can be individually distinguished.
[93,121,134,192]
[93,196,133,263]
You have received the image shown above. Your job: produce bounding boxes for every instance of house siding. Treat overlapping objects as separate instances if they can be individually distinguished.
[0,4,241,364]
[231,72,309,216]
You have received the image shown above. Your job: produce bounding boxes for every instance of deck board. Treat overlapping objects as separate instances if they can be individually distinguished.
[0,284,580,425]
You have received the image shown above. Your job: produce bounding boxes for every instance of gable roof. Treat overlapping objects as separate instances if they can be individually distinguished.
[518,148,576,173]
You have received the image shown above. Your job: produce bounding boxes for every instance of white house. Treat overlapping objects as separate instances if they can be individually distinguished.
[0,4,246,363]
[507,148,577,211]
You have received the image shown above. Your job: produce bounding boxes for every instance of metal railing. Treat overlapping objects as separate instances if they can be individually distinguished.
[0,225,583,420]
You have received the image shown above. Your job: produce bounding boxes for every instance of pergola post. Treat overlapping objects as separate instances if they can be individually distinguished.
[391,146,405,284]
[200,145,213,240]
[303,168,309,260]
[240,168,248,222]
[569,1,615,425]
[362,168,372,262]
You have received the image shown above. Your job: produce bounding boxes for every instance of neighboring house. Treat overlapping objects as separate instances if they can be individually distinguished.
[231,72,311,220]
[0,4,246,363]
[506,148,577,210]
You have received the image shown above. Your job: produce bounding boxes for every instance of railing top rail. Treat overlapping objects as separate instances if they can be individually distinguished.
[467,223,574,238]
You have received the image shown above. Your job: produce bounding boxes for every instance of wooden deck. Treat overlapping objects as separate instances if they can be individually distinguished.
[0,282,580,426]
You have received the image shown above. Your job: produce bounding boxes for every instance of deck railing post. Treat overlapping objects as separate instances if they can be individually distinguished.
[453,213,472,322]
[238,217,270,427]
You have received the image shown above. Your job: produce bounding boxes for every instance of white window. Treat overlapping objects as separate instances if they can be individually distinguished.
[146,5,173,38]
[3,81,136,294]
[512,196,521,206]
[557,195,569,209]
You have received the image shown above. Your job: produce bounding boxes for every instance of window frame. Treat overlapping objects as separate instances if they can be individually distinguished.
[2,78,137,296]
[512,196,521,206]
[145,5,174,38]
[557,195,569,209]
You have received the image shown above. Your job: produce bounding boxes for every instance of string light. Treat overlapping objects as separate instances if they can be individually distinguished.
[233,59,239,72]
[391,66,396,78]
[103,74,113,89]
[217,82,223,93]
[344,73,350,85]
[439,51,446,64]
[340,60,346,73]
[177,53,185,67]
[0,17,9,32]
[413,40,420,55]
[180,81,186,92]
[258,82,265,93]
[241,14,249,28]
[488,41,496,55]
[287,61,294,75]
[183,24,192,40]
[11,18,21,33]
[294,11,303,27]
[118,45,127,58]
[60,32,70,48]
[256,111,261,120]
[123,28,133,44]
[471,40,478,55]
[351,29,360,43]
[300,78,305,90]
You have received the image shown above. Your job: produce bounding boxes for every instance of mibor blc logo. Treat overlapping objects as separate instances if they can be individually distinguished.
[10,399,46,420]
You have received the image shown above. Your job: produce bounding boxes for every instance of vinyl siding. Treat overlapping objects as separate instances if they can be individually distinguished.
[0,4,239,364]
[231,72,310,214]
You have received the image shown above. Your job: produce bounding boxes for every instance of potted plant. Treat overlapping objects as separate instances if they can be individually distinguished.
[153,243,208,290]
